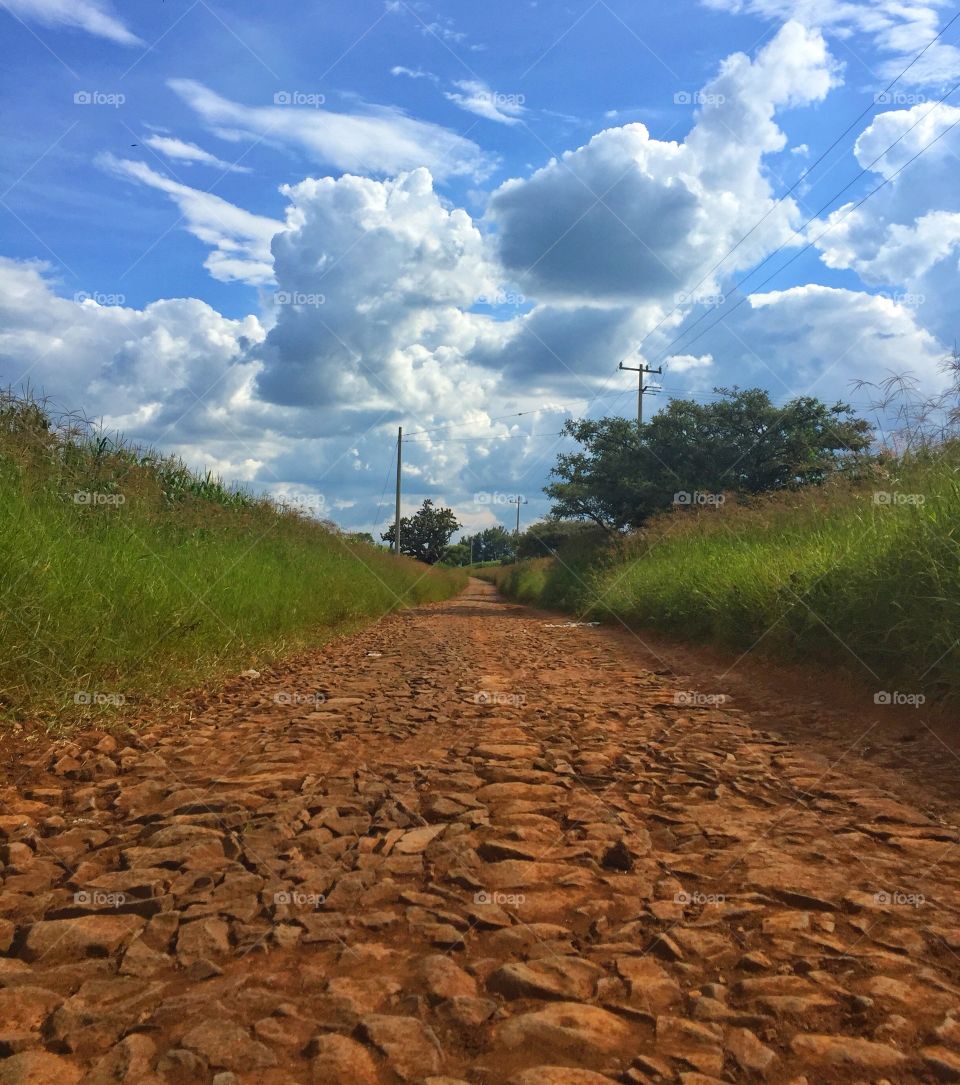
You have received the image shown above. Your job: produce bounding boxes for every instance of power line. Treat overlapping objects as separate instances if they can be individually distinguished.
[403,431,568,444]
[651,110,960,364]
[652,75,960,363]
[626,8,960,357]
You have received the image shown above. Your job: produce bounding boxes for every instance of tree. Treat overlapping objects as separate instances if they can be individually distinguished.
[516,519,606,558]
[381,499,460,564]
[546,388,874,530]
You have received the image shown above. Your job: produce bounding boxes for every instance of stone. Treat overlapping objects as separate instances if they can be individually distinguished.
[790,1034,906,1070]
[922,1046,960,1081]
[509,1071,619,1084]
[311,1034,380,1085]
[180,1018,278,1071]
[81,1035,159,1085]
[358,1014,443,1081]
[726,1026,777,1076]
[656,1016,724,1076]
[421,955,478,1000]
[175,917,231,963]
[22,916,145,963]
[0,987,62,1032]
[487,958,602,1001]
[495,1002,634,1057]
[0,1051,82,1084]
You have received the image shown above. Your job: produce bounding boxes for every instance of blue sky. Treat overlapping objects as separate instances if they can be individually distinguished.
[1,0,959,536]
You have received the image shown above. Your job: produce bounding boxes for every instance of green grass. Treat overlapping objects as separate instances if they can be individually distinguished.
[0,392,465,727]
[484,455,960,702]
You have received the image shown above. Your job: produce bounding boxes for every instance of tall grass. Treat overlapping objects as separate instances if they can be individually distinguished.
[483,454,960,702]
[0,392,465,726]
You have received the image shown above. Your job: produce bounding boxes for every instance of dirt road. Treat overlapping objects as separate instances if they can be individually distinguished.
[1,579,959,1084]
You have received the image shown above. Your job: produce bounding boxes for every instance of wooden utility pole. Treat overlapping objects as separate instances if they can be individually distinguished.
[393,427,402,555]
[619,360,662,426]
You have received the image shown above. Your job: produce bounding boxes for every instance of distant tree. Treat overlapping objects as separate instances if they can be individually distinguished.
[516,519,606,558]
[546,388,873,530]
[344,531,376,546]
[381,499,461,564]
[441,540,472,566]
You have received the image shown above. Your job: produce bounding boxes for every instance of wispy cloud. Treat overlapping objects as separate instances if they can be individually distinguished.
[169,78,495,181]
[143,135,252,175]
[1,0,141,46]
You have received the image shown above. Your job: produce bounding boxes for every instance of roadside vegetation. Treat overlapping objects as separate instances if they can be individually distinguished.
[479,371,960,703]
[0,391,464,727]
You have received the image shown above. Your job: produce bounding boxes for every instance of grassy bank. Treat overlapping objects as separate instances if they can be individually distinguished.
[479,454,960,702]
[0,393,465,727]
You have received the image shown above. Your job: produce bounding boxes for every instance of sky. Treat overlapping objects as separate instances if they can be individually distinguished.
[1,0,958,537]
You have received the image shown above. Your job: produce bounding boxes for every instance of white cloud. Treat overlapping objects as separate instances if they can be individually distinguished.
[98,154,283,285]
[487,22,838,308]
[1,0,141,45]
[660,284,947,403]
[142,135,252,174]
[810,103,960,339]
[255,167,501,412]
[701,0,960,84]
[168,79,494,182]
[445,80,527,125]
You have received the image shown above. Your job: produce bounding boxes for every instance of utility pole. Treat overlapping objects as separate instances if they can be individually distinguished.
[393,426,402,555]
[514,494,528,536]
[619,360,662,426]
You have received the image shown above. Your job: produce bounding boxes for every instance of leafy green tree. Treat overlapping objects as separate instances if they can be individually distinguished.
[546,388,873,530]
[381,499,461,564]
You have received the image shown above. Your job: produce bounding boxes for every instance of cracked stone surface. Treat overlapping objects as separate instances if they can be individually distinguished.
[0,579,959,1083]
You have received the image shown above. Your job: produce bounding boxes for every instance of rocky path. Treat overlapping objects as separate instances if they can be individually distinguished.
[1,579,959,1084]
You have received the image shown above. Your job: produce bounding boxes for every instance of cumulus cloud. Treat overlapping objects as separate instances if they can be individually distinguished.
[142,136,252,174]
[487,22,838,309]
[99,154,283,284]
[810,103,960,340]
[0,257,263,433]
[659,284,947,404]
[168,79,494,182]
[255,167,501,413]
[1,0,141,46]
